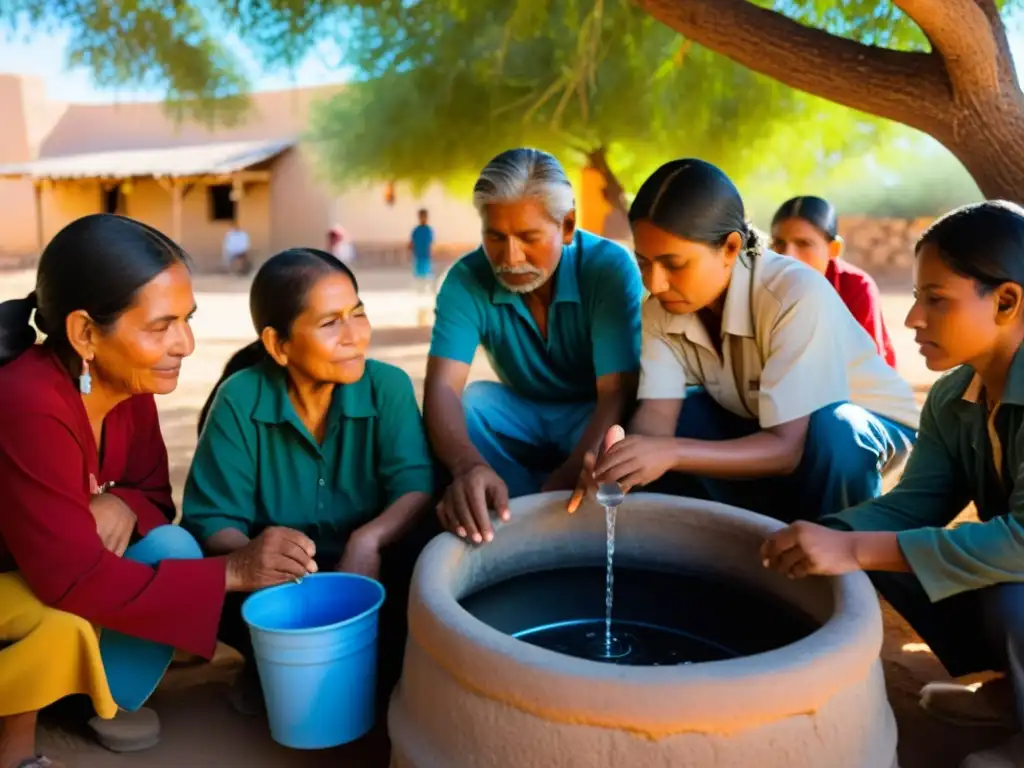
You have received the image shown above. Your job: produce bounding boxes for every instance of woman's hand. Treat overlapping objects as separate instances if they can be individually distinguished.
[337,529,382,581]
[89,493,137,557]
[567,425,626,513]
[225,527,317,592]
[592,434,678,493]
[760,521,861,578]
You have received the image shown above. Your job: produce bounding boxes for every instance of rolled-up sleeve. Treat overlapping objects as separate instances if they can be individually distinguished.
[182,390,258,544]
[0,414,225,658]
[758,274,851,428]
[373,365,435,503]
[428,262,485,365]
[821,395,969,539]
[637,300,688,400]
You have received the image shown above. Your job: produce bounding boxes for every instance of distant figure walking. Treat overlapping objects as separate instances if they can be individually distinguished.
[328,224,356,265]
[222,222,252,275]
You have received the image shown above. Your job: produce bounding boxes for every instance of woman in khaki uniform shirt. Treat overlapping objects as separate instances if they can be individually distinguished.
[591,159,919,521]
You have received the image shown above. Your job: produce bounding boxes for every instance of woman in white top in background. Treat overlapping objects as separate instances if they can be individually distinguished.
[592,159,919,521]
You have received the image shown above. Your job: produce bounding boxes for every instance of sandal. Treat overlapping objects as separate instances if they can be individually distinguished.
[87,707,161,753]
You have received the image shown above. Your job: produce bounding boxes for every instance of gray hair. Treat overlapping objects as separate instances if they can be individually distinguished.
[472,148,575,224]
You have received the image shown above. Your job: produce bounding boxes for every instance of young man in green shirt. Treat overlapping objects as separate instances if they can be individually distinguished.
[762,202,1024,768]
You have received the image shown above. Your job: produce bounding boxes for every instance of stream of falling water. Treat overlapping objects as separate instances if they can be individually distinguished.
[603,502,617,653]
[595,483,625,655]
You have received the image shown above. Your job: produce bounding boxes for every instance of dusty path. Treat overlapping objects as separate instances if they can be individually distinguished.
[0,268,1007,767]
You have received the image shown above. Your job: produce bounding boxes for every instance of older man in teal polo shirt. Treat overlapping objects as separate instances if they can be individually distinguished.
[424,148,644,544]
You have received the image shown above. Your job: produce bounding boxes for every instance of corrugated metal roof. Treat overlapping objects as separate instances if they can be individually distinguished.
[0,138,295,181]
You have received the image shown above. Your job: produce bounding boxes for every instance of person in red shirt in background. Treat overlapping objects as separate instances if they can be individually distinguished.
[0,214,315,768]
[771,196,898,368]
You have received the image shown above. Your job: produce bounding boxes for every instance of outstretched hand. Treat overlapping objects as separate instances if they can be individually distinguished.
[592,434,678,493]
[567,425,626,514]
[760,521,861,579]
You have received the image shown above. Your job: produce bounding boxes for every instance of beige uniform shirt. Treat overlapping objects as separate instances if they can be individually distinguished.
[638,250,920,430]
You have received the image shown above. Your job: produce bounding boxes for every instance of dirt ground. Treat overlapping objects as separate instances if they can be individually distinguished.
[0,267,1010,767]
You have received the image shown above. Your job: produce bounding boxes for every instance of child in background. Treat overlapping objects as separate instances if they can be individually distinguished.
[771,196,897,368]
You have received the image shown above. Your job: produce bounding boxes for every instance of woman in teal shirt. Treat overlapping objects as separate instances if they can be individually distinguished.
[182,247,435,714]
[762,201,1024,768]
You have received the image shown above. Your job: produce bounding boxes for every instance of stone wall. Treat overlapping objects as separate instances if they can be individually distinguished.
[836,216,933,279]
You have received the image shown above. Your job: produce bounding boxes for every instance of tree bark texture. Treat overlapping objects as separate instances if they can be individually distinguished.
[633,0,1024,202]
[586,147,631,239]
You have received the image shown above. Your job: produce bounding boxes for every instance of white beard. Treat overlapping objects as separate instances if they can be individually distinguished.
[495,268,549,294]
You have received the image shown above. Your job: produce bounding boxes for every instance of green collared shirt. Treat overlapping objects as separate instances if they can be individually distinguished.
[182,358,434,562]
[823,349,1024,602]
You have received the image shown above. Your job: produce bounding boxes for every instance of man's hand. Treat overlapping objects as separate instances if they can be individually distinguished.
[760,521,862,579]
[592,434,677,493]
[89,493,137,557]
[437,463,510,545]
[337,529,382,581]
[567,425,626,514]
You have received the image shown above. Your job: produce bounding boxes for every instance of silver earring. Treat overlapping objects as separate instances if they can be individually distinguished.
[79,358,92,395]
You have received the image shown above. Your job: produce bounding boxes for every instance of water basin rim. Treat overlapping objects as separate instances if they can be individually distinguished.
[242,572,386,635]
[406,492,884,725]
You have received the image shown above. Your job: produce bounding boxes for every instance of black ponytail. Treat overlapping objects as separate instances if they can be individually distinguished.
[0,292,40,366]
[0,215,188,374]
[629,158,762,260]
[196,248,359,436]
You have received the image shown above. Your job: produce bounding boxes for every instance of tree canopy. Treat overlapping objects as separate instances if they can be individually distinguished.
[4,0,1020,199]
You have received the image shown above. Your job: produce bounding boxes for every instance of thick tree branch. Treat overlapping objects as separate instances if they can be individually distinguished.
[893,0,1001,96]
[633,0,951,133]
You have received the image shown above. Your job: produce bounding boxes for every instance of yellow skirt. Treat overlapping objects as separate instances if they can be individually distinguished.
[0,572,117,719]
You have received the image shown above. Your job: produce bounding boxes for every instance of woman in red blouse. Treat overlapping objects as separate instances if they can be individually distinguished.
[771,196,898,368]
[0,214,317,768]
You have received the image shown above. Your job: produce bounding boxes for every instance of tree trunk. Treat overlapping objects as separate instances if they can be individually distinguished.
[939,103,1024,201]
[586,147,631,240]
[633,0,1024,202]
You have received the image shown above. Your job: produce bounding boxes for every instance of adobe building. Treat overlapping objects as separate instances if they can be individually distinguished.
[0,74,492,270]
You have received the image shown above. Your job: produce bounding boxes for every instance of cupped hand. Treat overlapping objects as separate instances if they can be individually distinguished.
[436,463,510,545]
[591,433,675,494]
[567,425,625,514]
[760,521,861,579]
[225,527,318,592]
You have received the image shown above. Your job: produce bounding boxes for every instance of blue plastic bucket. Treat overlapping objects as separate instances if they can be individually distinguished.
[100,525,204,711]
[241,572,386,750]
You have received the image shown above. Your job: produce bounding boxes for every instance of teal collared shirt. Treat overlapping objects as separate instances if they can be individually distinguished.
[823,348,1024,602]
[182,358,434,561]
[429,229,644,403]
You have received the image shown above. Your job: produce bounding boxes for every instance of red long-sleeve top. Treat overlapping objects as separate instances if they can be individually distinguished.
[0,346,226,658]
[825,258,898,369]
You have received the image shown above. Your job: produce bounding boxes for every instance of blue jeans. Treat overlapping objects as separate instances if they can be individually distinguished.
[872,574,1024,728]
[463,381,593,497]
[649,389,917,521]
[99,525,204,710]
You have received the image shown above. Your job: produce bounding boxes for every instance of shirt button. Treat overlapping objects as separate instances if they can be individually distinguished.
[318,478,325,487]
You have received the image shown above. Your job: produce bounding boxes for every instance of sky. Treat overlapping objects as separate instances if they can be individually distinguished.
[0,20,1022,104]
[0,28,349,102]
